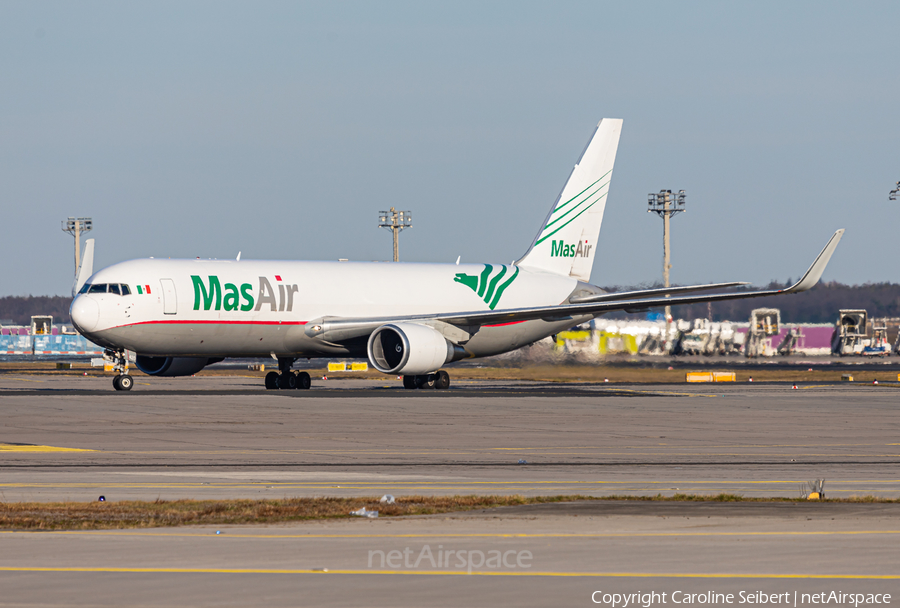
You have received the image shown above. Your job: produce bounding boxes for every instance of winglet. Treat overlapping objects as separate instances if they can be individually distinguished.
[784,229,844,294]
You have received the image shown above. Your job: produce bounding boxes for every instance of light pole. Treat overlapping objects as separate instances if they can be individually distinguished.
[62,217,93,280]
[378,207,412,262]
[647,190,686,333]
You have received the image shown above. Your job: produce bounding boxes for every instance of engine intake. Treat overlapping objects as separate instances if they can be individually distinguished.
[367,323,463,375]
[134,355,221,377]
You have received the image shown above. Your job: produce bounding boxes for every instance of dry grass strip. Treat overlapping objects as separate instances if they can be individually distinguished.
[2,494,898,530]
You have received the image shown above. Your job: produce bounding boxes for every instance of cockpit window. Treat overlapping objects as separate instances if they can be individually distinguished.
[79,283,132,296]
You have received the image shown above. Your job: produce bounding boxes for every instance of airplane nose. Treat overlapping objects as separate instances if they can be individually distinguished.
[70,295,100,333]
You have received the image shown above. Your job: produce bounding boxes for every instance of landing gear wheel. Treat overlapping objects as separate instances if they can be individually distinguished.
[114,375,133,391]
[296,371,311,390]
[416,374,436,389]
[434,370,450,390]
[403,375,418,390]
[265,371,279,390]
[278,372,298,390]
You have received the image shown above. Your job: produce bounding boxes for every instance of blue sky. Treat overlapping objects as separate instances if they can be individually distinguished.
[1,1,898,295]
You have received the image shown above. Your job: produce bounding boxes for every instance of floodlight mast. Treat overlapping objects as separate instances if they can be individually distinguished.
[889,181,899,201]
[377,207,412,262]
[647,190,686,331]
[61,217,93,280]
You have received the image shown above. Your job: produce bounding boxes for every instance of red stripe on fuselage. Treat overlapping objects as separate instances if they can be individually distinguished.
[109,319,527,331]
[109,319,308,330]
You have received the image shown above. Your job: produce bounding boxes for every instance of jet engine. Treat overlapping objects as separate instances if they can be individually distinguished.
[134,355,222,377]
[367,323,464,375]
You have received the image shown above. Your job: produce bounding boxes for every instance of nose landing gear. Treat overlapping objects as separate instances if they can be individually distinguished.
[106,349,133,391]
[113,374,134,391]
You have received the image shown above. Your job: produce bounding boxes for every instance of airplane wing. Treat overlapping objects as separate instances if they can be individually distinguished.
[438,228,843,325]
[568,281,749,304]
[305,230,843,341]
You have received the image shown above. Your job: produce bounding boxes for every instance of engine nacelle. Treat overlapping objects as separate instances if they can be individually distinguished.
[367,323,462,375]
[134,355,220,377]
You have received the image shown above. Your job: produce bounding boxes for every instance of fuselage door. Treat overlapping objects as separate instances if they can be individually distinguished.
[160,279,177,315]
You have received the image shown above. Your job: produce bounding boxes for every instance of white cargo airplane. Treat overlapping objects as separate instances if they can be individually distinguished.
[70,118,844,391]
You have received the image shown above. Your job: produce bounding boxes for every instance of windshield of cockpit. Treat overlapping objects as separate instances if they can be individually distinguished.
[78,283,132,296]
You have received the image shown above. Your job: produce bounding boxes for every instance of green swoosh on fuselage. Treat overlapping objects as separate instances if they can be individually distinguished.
[454,264,519,310]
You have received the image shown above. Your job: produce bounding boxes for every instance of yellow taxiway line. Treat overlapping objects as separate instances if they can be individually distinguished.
[3,530,900,539]
[0,444,94,452]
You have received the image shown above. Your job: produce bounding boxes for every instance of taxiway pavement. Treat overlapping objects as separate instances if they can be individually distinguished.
[0,504,898,607]
[1,375,898,606]
[1,376,898,501]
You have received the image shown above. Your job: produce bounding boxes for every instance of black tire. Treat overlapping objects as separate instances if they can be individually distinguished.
[296,371,311,390]
[416,374,436,389]
[112,375,122,391]
[403,375,418,390]
[265,371,279,390]
[278,372,298,390]
[118,375,134,391]
[434,370,450,390]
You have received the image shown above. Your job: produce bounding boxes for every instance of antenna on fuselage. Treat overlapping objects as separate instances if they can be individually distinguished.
[236,251,242,261]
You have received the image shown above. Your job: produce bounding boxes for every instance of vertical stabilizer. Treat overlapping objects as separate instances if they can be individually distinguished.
[73,238,94,296]
[516,118,622,282]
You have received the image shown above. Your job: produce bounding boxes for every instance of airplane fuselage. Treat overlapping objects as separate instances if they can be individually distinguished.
[71,258,590,360]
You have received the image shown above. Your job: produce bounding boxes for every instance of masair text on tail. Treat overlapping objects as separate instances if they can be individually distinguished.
[517,118,622,282]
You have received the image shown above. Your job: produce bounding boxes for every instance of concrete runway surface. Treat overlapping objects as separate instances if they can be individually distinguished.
[1,375,898,606]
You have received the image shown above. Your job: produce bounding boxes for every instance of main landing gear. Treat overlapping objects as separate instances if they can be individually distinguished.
[403,370,450,390]
[265,357,311,390]
[107,349,133,392]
